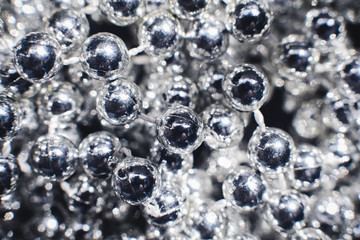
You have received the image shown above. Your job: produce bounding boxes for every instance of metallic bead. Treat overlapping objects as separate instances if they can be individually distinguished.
[169,0,210,19]
[0,155,19,197]
[0,96,21,140]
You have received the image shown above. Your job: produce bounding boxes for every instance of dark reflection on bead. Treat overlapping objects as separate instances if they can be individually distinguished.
[159,148,184,171]
[232,174,265,208]
[14,33,61,82]
[294,167,321,183]
[234,2,268,36]
[51,98,72,115]
[0,101,16,139]
[257,133,291,169]
[109,0,140,16]
[312,13,340,40]
[271,195,305,230]
[163,86,191,107]
[0,161,14,195]
[148,18,177,50]
[114,165,156,203]
[177,0,206,12]
[149,211,178,225]
[209,114,232,137]
[230,68,265,106]
[282,42,312,72]
[343,61,360,94]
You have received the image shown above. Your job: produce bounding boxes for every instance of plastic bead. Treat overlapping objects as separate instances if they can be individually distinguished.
[226,0,272,42]
[223,64,269,112]
[100,0,146,26]
[139,11,184,57]
[248,127,295,173]
[156,105,204,154]
[29,135,78,181]
[223,166,266,211]
[202,103,244,149]
[96,79,143,125]
[79,131,122,179]
[81,32,129,80]
[112,157,161,205]
[13,32,63,83]
[46,9,89,53]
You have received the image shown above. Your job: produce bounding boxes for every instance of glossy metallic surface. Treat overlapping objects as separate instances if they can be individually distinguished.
[14,32,62,82]
[187,16,229,60]
[0,96,21,140]
[79,131,122,178]
[112,157,160,205]
[223,166,266,211]
[81,32,129,80]
[101,0,146,26]
[96,80,143,125]
[289,144,323,191]
[266,191,308,232]
[143,186,187,227]
[338,57,360,101]
[156,105,203,154]
[139,11,183,57]
[0,155,19,197]
[227,0,271,42]
[47,9,89,52]
[291,228,331,240]
[29,135,78,181]
[223,64,269,111]
[169,0,208,19]
[248,127,295,173]
[203,103,244,149]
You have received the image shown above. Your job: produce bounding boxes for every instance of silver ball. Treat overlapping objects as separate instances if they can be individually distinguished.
[288,144,324,191]
[96,79,143,125]
[46,9,90,53]
[79,131,122,179]
[29,135,78,181]
[143,185,188,227]
[291,228,331,240]
[223,64,269,111]
[37,81,83,123]
[203,103,244,149]
[337,56,360,101]
[13,32,62,82]
[187,15,229,60]
[223,166,266,211]
[100,0,146,26]
[226,0,272,42]
[156,105,204,154]
[81,32,129,80]
[0,155,19,197]
[112,157,161,205]
[139,11,184,57]
[169,0,210,19]
[265,190,309,232]
[0,96,21,140]
[198,61,227,101]
[248,127,295,173]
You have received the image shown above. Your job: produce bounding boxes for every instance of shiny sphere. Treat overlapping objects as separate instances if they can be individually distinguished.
[291,228,331,240]
[150,141,193,175]
[321,133,359,179]
[288,144,324,191]
[222,166,266,211]
[29,135,78,181]
[46,9,89,53]
[187,16,229,59]
[139,11,184,57]
[81,32,129,80]
[248,127,295,173]
[0,155,19,197]
[37,81,83,123]
[223,64,269,111]
[79,131,122,179]
[276,35,319,81]
[338,56,360,101]
[306,9,343,42]
[265,191,309,232]
[198,61,227,101]
[143,185,187,227]
[112,157,161,205]
[169,0,209,19]
[156,105,204,154]
[202,103,244,149]
[14,32,62,82]
[0,96,21,140]
[96,80,143,125]
[100,0,146,26]
[227,0,271,42]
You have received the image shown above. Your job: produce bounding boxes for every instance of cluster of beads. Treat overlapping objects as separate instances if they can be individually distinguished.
[0,0,360,239]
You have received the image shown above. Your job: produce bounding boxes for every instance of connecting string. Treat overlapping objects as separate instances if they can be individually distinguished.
[254,109,266,132]
[1,140,11,158]
[128,45,146,57]
[139,113,156,124]
[63,56,81,65]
